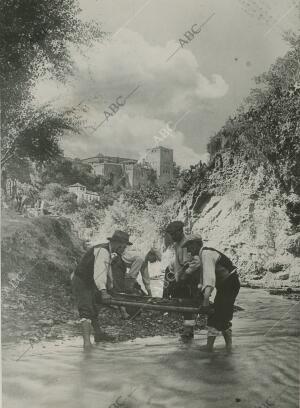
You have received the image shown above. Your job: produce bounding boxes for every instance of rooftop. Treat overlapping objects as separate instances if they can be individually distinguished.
[68,183,85,188]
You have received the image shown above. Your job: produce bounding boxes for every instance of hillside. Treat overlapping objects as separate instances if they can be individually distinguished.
[1,211,85,342]
[176,154,300,289]
[172,33,300,289]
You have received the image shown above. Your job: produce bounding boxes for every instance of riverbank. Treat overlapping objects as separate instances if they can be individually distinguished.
[1,209,299,345]
[3,288,299,408]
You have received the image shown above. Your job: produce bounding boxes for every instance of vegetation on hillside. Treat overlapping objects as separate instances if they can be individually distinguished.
[207,33,300,195]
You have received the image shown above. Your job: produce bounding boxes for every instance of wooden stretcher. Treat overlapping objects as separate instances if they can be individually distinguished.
[100,293,213,314]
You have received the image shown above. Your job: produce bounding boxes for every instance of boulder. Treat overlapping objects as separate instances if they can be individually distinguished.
[286,233,300,257]
[268,262,284,273]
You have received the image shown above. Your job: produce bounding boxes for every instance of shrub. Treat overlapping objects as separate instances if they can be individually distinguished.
[40,183,68,201]
[54,192,78,214]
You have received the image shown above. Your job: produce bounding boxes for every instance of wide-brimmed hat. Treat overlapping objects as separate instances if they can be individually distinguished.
[107,230,133,245]
[165,221,184,234]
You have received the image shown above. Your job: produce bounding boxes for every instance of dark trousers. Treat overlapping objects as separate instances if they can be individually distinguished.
[207,272,240,332]
[163,268,200,321]
[72,275,100,320]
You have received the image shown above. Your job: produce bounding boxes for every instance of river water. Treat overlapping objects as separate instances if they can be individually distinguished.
[2,288,300,408]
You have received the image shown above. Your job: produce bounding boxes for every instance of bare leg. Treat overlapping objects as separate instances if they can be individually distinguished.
[81,320,92,349]
[180,318,195,342]
[222,328,232,352]
[206,335,216,352]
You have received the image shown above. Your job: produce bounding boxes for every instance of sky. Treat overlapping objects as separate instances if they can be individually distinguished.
[33,0,299,168]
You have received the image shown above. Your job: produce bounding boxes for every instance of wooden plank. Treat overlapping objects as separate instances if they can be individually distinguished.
[105,298,207,314]
[100,293,243,313]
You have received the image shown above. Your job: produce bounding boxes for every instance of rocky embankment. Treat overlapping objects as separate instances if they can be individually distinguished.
[177,151,300,290]
[1,210,84,342]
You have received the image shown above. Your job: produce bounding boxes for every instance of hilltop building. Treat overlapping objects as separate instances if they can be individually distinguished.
[144,146,174,185]
[81,146,174,188]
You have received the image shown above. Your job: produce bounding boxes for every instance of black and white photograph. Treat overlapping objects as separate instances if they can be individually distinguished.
[1,0,300,407]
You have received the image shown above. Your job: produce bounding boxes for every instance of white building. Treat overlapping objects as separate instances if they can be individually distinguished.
[68,183,100,202]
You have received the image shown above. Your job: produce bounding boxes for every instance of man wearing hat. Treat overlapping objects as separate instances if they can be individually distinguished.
[72,230,151,348]
[181,238,240,352]
[164,221,199,342]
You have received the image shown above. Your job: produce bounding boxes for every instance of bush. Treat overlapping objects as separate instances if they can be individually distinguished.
[123,184,175,210]
[79,205,103,228]
[92,196,175,255]
[40,183,68,201]
[54,192,78,214]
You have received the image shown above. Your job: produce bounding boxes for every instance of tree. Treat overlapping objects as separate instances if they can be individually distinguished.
[55,192,78,214]
[40,183,68,201]
[172,162,181,180]
[239,32,300,193]
[0,0,105,167]
[206,32,300,194]
[40,157,101,191]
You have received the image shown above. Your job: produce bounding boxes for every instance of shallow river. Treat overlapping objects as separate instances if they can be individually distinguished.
[2,288,300,408]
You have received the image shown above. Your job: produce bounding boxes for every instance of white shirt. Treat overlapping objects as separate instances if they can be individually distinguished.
[93,247,113,291]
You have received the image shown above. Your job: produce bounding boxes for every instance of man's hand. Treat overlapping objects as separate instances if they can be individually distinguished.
[146,289,152,297]
[145,249,160,264]
[120,307,130,320]
[100,289,112,303]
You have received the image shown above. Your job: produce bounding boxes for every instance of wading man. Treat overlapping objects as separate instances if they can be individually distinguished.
[72,230,150,348]
[181,239,240,352]
[163,221,199,342]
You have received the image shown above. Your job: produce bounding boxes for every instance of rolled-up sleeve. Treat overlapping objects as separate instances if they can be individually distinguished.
[201,250,219,290]
[94,248,111,290]
[140,263,151,292]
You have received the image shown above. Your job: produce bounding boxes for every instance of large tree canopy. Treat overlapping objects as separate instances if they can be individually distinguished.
[0,0,105,167]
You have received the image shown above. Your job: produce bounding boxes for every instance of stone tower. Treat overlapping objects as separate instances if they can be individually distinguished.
[145,146,174,185]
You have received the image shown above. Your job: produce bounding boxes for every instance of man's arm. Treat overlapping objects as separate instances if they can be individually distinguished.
[140,262,152,296]
[200,250,219,306]
[123,250,152,295]
[94,248,111,292]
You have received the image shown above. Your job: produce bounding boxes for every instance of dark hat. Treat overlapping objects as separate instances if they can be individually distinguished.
[181,235,203,248]
[165,221,184,234]
[107,230,133,245]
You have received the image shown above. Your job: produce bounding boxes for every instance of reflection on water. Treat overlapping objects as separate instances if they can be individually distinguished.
[2,289,300,408]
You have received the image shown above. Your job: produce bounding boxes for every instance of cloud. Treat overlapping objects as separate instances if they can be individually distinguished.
[33,28,228,167]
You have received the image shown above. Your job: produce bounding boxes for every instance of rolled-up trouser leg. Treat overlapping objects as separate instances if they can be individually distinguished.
[183,313,195,329]
[182,317,195,341]
[207,273,240,347]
